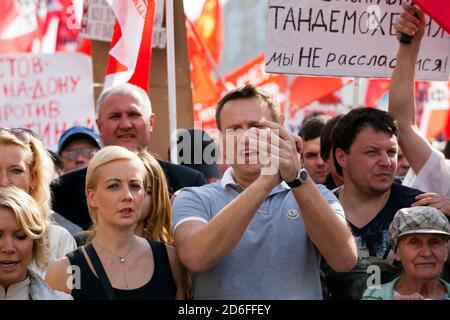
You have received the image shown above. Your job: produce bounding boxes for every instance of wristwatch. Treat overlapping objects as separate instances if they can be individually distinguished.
[286,168,309,188]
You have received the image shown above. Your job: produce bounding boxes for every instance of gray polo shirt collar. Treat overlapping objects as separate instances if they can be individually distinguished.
[220,167,289,196]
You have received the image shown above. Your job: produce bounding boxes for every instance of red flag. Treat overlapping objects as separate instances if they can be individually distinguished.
[0,0,88,54]
[364,79,391,107]
[49,0,83,52]
[187,19,223,108]
[77,38,92,56]
[0,0,41,53]
[318,92,341,105]
[104,0,155,91]
[194,0,223,65]
[415,0,450,34]
[290,77,350,114]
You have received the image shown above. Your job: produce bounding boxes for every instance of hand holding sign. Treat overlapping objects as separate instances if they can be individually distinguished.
[396,2,425,45]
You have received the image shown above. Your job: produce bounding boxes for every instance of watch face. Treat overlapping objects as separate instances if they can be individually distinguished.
[286,169,308,188]
[299,169,309,183]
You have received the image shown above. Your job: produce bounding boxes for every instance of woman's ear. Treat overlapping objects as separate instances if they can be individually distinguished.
[87,189,98,209]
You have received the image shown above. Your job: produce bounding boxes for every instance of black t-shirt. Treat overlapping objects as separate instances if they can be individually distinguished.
[335,182,423,259]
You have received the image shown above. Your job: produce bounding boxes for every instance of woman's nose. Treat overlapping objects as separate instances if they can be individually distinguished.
[0,236,16,254]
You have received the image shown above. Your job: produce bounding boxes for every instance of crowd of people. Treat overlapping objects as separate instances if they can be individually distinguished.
[1,3,449,300]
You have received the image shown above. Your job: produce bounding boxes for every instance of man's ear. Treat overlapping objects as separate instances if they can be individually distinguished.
[96,118,102,132]
[149,113,155,134]
[335,148,347,170]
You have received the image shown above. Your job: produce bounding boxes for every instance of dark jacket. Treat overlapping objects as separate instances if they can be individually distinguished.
[51,160,205,230]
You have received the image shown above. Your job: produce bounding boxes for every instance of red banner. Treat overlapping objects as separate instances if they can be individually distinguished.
[194,0,223,65]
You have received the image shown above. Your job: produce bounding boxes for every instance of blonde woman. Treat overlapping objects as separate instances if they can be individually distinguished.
[74,151,174,244]
[0,186,71,299]
[46,146,185,299]
[0,128,76,277]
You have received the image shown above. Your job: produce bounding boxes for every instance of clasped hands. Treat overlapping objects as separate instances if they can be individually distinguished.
[240,120,302,185]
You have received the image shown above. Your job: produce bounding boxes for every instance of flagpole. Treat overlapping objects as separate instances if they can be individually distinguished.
[353,77,360,109]
[166,0,178,163]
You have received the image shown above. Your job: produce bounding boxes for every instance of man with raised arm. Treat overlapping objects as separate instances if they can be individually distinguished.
[389,3,450,217]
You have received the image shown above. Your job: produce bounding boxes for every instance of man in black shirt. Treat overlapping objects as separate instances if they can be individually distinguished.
[323,107,423,299]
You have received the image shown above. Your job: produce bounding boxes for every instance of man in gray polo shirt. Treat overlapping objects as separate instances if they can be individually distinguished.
[172,85,357,299]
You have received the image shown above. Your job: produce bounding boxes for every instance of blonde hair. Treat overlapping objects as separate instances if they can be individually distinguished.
[137,150,173,244]
[85,145,148,226]
[0,131,55,223]
[0,186,49,269]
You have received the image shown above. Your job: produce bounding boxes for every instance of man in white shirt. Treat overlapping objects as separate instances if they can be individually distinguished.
[389,3,450,216]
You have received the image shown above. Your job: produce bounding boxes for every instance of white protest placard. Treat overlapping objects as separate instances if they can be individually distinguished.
[152,0,166,48]
[0,52,96,151]
[80,0,116,42]
[80,0,166,48]
[265,0,450,81]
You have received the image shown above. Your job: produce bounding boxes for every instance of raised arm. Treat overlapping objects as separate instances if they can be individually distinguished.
[389,3,431,174]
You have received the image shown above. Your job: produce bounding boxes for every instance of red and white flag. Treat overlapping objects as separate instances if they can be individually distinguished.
[104,0,155,91]
[0,0,43,53]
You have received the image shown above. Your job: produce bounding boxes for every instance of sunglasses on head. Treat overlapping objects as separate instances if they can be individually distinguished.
[0,127,38,143]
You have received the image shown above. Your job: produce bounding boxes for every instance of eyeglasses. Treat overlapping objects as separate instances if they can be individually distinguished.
[61,147,97,160]
[0,127,38,143]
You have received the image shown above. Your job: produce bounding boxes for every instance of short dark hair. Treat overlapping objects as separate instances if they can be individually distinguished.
[215,84,280,131]
[298,115,330,141]
[320,114,344,161]
[332,108,398,176]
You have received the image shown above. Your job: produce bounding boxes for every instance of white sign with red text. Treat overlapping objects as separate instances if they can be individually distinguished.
[0,52,96,150]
